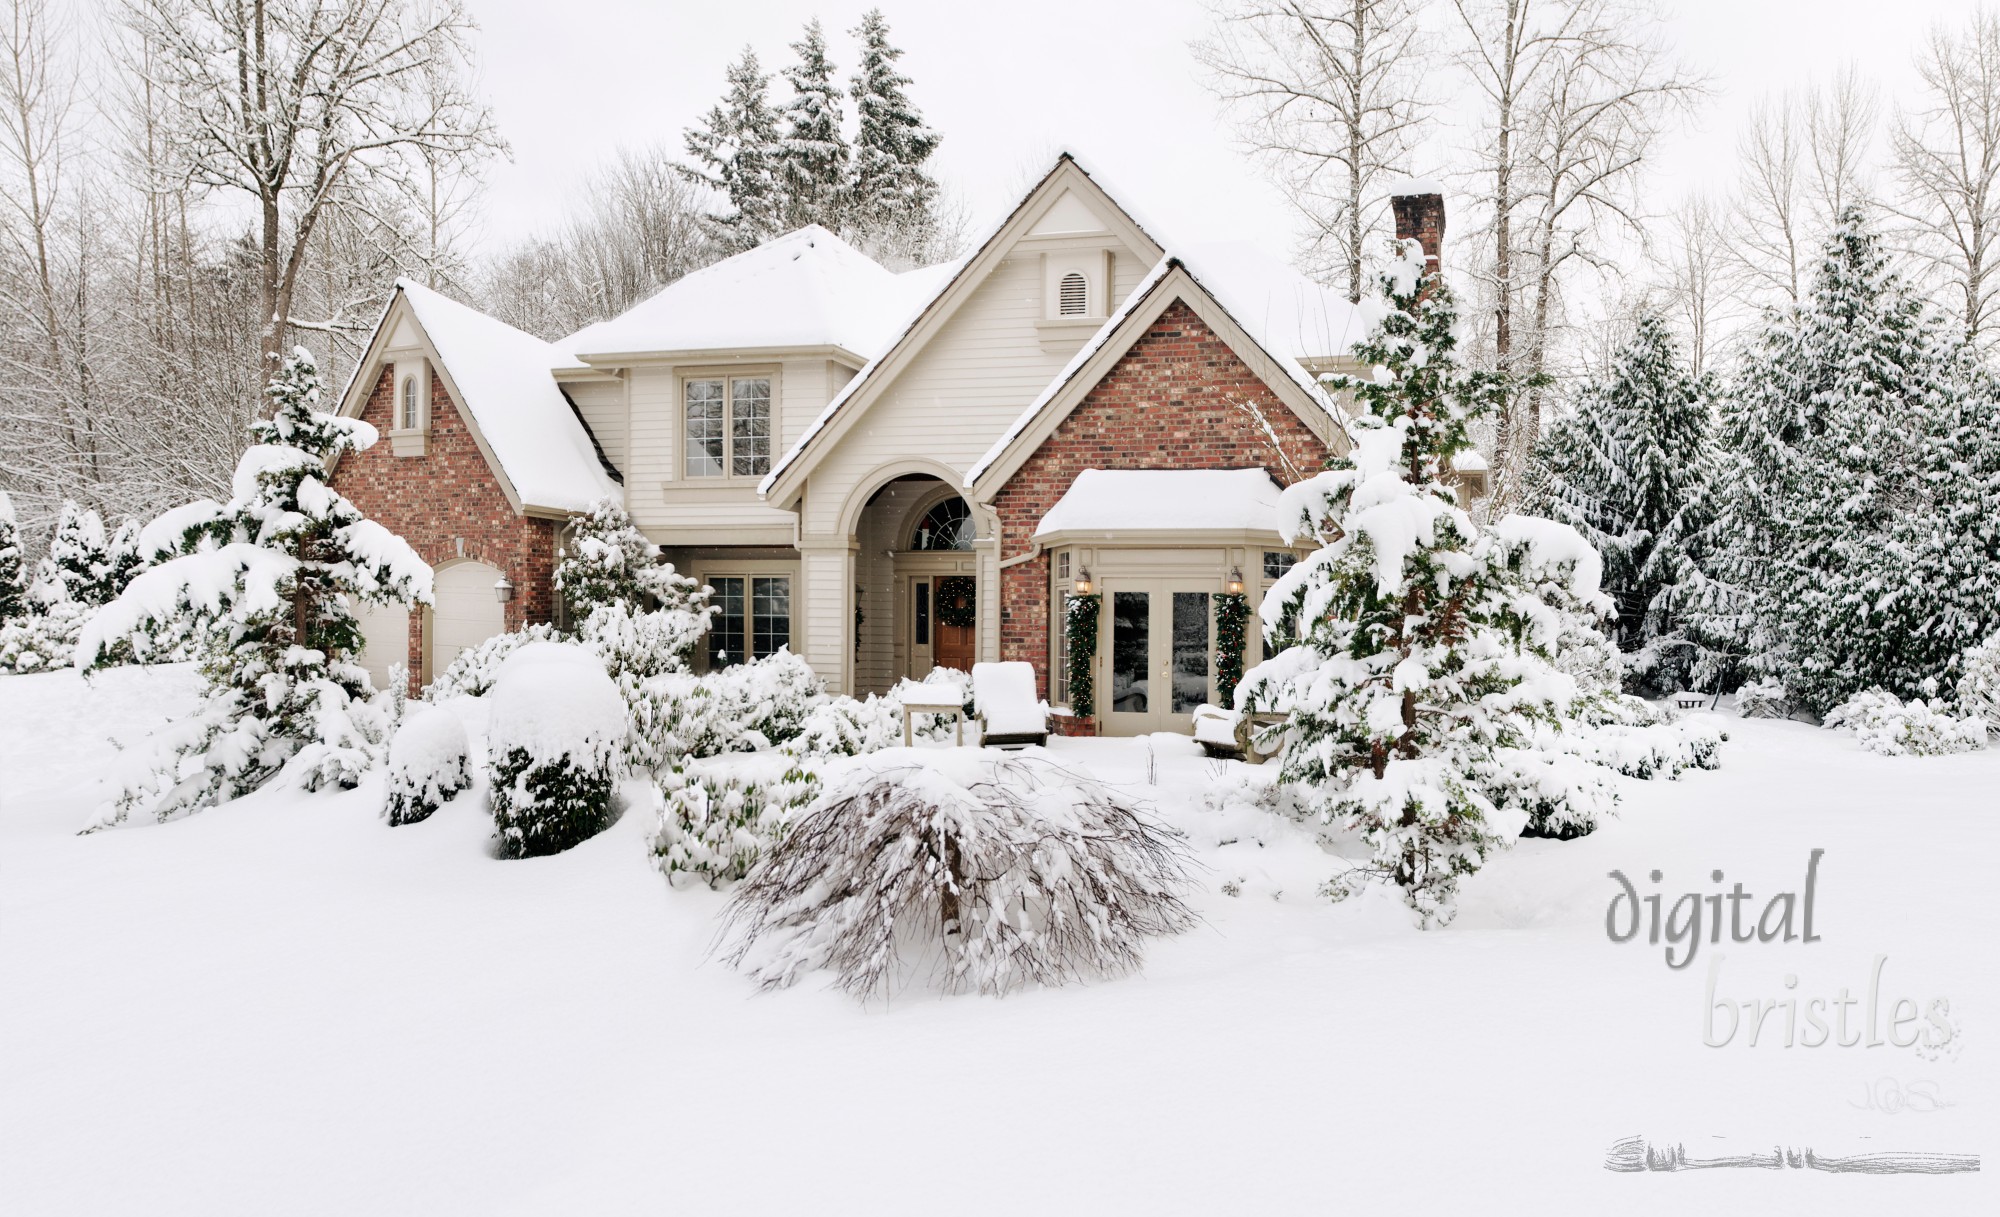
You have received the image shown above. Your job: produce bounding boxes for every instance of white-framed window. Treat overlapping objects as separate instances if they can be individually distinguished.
[399,374,421,430]
[684,375,772,478]
[390,357,427,432]
[706,574,791,667]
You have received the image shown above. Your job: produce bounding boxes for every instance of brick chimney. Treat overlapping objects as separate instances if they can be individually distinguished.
[1389,181,1446,276]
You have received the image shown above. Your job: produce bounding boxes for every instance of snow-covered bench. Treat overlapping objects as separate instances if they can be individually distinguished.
[1192,704,1287,764]
[972,662,1049,749]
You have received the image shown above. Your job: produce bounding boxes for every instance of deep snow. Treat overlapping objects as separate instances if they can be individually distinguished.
[1,664,1991,1214]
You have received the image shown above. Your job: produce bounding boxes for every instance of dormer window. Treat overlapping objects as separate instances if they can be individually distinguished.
[1058,271,1088,316]
[388,355,428,457]
[400,375,420,429]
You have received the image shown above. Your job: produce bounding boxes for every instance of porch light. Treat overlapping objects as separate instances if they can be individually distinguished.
[1226,567,1245,595]
[1073,567,1093,595]
[493,575,515,604]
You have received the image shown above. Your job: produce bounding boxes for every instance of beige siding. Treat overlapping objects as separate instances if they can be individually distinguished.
[565,380,627,475]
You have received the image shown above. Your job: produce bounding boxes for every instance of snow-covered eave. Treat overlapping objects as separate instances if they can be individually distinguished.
[572,342,871,368]
[1030,525,1289,545]
[759,151,1168,503]
[963,257,1354,495]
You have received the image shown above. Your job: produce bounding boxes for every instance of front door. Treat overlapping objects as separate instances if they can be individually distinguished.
[1100,583,1214,736]
[909,574,976,675]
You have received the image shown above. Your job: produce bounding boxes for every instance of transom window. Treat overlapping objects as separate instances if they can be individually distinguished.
[1263,550,1299,581]
[399,375,420,429]
[684,376,771,478]
[910,498,974,551]
[706,576,790,667]
[1057,271,1088,316]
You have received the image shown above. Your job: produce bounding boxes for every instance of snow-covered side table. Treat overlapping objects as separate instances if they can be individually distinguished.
[897,688,965,746]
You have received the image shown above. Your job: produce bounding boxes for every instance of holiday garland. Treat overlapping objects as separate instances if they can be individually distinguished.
[1065,593,1100,718]
[935,576,977,628]
[1214,592,1249,709]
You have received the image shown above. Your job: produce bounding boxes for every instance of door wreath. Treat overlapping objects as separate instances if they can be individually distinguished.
[935,576,977,628]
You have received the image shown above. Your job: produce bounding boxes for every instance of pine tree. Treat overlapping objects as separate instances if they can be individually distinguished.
[1237,243,1616,927]
[846,9,941,251]
[1687,209,1976,714]
[555,497,706,622]
[680,47,786,252]
[0,491,25,622]
[32,500,113,609]
[777,19,850,232]
[78,348,433,828]
[101,517,147,603]
[1528,313,1712,694]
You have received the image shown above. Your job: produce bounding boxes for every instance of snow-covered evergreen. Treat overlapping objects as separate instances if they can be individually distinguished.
[486,642,626,858]
[1529,313,1712,695]
[1236,242,1617,927]
[76,349,432,828]
[0,490,25,622]
[777,19,850,232]
[552,497,709,627]
[1825,689,1987,756]
[384,704,473,826]
[1685,210,2000,714]
[681,46,786,252]
[845,9,941,256]
[29,500,114,609]
[1956,633,2000,729]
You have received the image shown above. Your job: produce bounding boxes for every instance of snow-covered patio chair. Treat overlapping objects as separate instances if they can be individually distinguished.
[972,662,1049,749]
[1192,704,1242,759]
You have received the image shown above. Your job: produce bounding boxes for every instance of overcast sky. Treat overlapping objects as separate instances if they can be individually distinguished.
[465,0,1976,257]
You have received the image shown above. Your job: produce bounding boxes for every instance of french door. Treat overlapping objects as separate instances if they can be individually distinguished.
[1100,582,1213,736]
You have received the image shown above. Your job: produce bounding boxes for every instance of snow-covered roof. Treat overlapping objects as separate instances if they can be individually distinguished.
[1033,468,1284,537]
[964,245,1370,490]
[396,279,619,515]
[563,226,952,360]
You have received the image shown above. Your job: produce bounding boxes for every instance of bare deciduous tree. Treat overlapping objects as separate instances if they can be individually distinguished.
[1653,193,1729,376]
[1728,70,1878,314]
[118,0,500,381]
[1893,8,2000,348]
[1195,0,1430,301]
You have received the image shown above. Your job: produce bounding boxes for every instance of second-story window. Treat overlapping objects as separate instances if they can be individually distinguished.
[684,376,771,478]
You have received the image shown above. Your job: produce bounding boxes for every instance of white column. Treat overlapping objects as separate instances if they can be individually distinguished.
[798,536,856,695]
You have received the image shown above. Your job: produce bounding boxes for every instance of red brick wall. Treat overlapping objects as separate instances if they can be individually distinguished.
[990,298,1336,718]
[329,366,559,691]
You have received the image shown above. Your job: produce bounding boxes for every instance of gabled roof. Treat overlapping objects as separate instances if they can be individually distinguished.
[563,225,953,362]
[339,280,620,516]
[758,152,1166,504]
[1034,468,1284,537]
[962,251,1366,495]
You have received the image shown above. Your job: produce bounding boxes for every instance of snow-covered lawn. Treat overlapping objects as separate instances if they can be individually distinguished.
[1,665,1991,1214]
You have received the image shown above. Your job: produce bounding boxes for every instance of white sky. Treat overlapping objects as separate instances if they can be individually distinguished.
[466,0,1976,261]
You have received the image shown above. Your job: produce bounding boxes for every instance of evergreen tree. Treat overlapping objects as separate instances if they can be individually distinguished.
[554,497,706,622]
[1237,243,1616,927]
[33,500,113,608]
[1528,313,1712,694]
[681,47,786,251]
[1686,210,1978,714]
[101,517,147,603]
[777,19,850,232]
[0,491,24,622]
[78,349,432,828]
[846,10,940,250]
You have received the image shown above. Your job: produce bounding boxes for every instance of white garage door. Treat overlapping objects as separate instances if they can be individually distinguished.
[430,561,507,680]
[352,598,411,692]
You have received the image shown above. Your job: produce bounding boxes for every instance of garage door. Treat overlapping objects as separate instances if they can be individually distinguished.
[430,561,507,680]
[352,597,411,692]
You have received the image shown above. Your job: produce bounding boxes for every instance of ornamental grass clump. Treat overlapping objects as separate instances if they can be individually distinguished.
[718,751,1197,1000]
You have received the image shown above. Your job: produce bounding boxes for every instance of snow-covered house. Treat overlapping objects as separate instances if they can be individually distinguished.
[330,152,1468,735]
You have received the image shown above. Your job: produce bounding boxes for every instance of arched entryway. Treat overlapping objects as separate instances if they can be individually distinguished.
[428,559,507,680]
[851,475,982,694]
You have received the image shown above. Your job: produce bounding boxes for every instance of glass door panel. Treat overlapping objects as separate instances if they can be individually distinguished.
[1171,592,1211,713]
[1110,590,1150,713]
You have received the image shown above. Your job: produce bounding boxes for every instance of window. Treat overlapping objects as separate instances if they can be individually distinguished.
[706,576,790,667]
[911,498,974,550]
[684,376,771,478]
[1263,551,1298,581]
[399,375,420,430]
[1053,553,1073,703]
[1058,271,1088,316]
[914,582,930,646]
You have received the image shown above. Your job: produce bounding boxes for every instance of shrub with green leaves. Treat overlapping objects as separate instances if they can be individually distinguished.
[648,760,821,887]
[384,704,473,826]
[486,643,626,858]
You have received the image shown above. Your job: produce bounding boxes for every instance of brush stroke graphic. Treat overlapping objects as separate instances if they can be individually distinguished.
[1605,1135,1980,1174]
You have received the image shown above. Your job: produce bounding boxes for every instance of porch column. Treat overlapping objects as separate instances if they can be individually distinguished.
[798,535,857,695]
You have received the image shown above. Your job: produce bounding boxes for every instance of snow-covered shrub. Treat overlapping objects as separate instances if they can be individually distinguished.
[784,694,901,758]
[0,601,86,673]
[384,705,472,826]
[486,643,627,858]
[629,648,827,766]
[576,600,707,681]
[1736,677,1793,720]
[0,489,25,622]
[77,350,430,829]
[1954,634,2000,729]
[1487,747,1621,841]
[718,751,1197,999]
[554,497,711,624]
[1825,689,1986,757]
[648,760,821,887]
[426,624,558,700]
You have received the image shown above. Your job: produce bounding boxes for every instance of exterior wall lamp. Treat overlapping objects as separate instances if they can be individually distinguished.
[1073,567,1093,595]
[1226,567,1244,595]
[494,575,515,604]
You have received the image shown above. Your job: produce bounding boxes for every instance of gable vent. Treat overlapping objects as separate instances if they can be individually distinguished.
[1058,271,1088,316]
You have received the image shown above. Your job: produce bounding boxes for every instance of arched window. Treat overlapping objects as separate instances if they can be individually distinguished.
[1057,271,1088,316]
[400,375,420,430]
[911,498,974,551]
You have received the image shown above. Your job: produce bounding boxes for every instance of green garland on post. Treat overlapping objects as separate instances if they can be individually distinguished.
[1065,593,1100,718]
[1214,592,1250,709]
[935,576,977,628]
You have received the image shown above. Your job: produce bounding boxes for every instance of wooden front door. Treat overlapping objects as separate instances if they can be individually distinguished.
[933,576,975,672]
